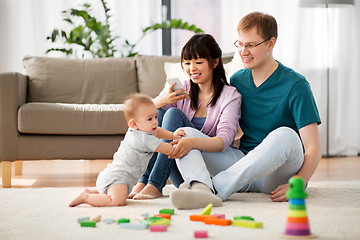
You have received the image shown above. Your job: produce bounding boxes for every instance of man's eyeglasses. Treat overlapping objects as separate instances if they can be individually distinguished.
[234,37,272,50]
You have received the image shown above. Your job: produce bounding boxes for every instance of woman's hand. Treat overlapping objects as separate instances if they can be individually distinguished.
[168,138,194,159]
[269,184,289,202]
[165,82,189,104]
[154,82,189,108]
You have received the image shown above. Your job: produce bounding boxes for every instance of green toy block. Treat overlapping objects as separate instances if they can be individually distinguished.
[232,219,263,228]
[234,216,254,221]
[159,208,175,215]
[117,218,130,224]
[80,220,96,227]
[148,216,162,222]
[199,203,213,215]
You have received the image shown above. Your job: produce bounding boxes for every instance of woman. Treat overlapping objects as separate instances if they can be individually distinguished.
[129,34,241,205]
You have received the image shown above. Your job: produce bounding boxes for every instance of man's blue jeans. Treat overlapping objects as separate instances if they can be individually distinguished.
[139,107,195,192]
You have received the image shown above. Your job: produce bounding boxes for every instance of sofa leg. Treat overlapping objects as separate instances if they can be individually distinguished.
[2,161,12,188]
[15,161,23,175]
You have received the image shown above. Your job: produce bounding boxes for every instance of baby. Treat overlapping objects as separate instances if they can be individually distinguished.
[69,93,185,207]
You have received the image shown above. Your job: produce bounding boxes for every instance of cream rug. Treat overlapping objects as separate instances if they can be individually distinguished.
[1,181,359,240]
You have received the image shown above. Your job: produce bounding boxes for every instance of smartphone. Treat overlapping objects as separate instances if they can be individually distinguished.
[166,77,185,94]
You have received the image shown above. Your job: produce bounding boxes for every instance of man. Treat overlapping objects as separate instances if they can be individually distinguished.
[170,12,321,209]
[221,12,321,202]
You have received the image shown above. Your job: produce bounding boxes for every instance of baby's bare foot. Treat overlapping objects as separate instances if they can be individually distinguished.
[69,189,89,207]
[128,182,146,199]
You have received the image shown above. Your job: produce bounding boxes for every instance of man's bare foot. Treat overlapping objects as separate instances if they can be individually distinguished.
[69,189,90,207]
[133,184,162,200]
[128,182,146,199]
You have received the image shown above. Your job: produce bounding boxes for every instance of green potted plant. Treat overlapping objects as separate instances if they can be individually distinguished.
[46,0,203,58]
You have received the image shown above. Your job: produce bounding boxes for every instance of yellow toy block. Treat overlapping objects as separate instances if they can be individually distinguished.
[232,219,263,228]
[150,218,171,226]
[199,203,213,215]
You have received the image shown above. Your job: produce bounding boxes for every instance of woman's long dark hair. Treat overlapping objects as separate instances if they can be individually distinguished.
[181,33,228,110]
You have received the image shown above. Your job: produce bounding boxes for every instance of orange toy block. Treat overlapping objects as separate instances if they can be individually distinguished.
[204,218,232,226]
[190,215,219,222]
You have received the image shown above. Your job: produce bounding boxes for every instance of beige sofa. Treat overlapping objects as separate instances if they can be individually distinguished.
[0,54,233,187]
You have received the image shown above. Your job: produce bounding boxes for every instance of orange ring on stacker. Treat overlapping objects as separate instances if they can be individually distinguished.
[286,217,309,224]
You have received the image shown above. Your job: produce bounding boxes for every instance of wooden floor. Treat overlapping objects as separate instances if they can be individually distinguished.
[1,157,360,188]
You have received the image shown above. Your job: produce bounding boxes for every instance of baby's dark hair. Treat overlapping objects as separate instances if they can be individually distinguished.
[181,33,228,110]
[124,93,154,122]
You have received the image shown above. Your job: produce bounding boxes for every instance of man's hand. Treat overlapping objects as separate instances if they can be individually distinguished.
[168,138,194,159]
[269,184,289,202]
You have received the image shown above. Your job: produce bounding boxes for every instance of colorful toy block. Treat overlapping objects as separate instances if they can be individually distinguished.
[233,219,263,228]
[194,230,208,238]
[80,220,96,227]
[104,215,114,224]
[233,216,254,221]
[117,218,130,224]
[119,223,148,230]
[77,216,90,223]
[150,218,171,226]
[159,208,175,215]
[154,213,171,220]
[204,218,232,226]
[149,225,167,232]
[283,175,316,238]
[148,216,162,222]
[91,215,101,222]
[199,203,213,215]
[190,215,219,222]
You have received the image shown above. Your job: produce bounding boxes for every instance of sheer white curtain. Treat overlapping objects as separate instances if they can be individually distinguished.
[221,0,360,156]
[0,0,161,73]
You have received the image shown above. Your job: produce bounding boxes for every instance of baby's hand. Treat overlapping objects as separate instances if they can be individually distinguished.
[173,128,186,139]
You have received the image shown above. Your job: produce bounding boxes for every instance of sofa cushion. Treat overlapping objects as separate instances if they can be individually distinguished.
[135,55,180,98]
[18,103,128,135]
[22,56,138,104]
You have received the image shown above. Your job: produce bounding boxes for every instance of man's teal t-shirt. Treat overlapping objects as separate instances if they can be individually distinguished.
[230,61,321,154]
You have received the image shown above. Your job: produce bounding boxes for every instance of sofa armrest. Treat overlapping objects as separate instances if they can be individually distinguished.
[0,72,27,160]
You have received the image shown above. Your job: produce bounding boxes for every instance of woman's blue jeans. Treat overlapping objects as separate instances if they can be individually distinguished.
[139,107,195,192]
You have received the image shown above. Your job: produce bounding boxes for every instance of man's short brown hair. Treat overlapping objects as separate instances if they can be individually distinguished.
[123,93,154,122]
[238,12,278,40]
